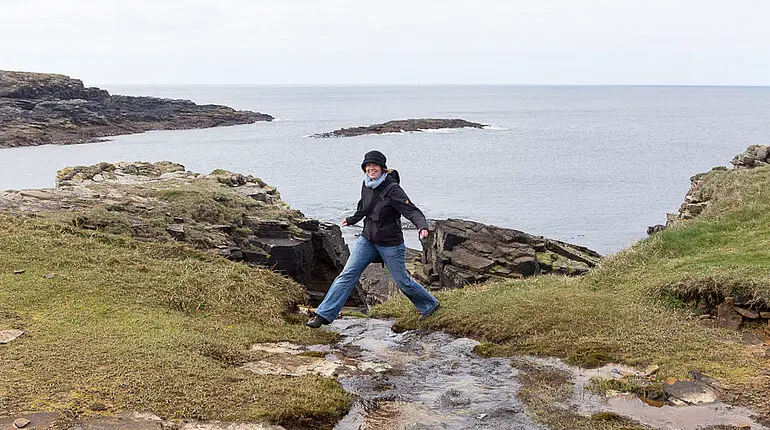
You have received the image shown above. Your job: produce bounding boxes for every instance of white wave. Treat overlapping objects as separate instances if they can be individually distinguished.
[483,125,510,131]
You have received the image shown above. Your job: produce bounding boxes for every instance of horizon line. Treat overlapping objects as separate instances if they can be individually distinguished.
[96,83,770,88]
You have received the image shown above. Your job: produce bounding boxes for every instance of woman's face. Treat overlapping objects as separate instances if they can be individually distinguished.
[365,163,382,180]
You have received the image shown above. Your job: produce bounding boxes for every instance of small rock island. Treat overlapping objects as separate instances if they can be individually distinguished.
[0,70,273,148]
[314,118,485,138]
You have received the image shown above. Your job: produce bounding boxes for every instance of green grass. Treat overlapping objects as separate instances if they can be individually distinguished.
[374,165,770,420]
[0,215,349,428]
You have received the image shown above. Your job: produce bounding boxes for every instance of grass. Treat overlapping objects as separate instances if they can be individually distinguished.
[0,215,349,428]
[373,165,770,423]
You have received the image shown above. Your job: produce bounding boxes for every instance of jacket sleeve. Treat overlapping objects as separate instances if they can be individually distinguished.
[388,186,428,231]
[345,197,366,225]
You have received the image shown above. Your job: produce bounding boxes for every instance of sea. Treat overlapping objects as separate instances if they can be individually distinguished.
[2,85,770,255]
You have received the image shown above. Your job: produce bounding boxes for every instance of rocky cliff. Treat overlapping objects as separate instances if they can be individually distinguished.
[0,162,358,305]
[0,71,273,148]
[314,118,485,138]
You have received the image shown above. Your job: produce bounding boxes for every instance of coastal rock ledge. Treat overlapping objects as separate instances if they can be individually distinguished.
[0,161,361,306]
[314,118,485,138]
[0,70,273,148]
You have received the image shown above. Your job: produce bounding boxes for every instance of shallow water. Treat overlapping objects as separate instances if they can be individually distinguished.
[329,318,542,430]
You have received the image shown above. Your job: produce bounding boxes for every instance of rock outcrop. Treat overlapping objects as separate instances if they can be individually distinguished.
[668,145,769,224]
[0,71,273,148]
[359,219,601,304]
[314,118,485,138]
[0,162,358,305]
[415,219,602,289]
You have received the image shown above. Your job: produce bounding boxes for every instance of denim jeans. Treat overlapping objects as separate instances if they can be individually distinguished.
[315,236,439,323]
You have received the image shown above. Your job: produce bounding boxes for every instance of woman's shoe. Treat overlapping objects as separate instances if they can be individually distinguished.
[306,315,330,328]
[418,303,440,321]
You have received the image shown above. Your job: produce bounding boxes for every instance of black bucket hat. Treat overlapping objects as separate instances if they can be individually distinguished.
[361,150,387,171]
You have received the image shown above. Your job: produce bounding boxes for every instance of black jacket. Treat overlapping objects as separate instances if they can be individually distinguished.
[345,171,428,246]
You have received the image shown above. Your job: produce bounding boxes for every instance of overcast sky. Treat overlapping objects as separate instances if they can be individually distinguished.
[2,0,769,85]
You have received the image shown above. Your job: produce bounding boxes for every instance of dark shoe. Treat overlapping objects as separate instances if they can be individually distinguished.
[418,303,440,321]
[305,315,330,328]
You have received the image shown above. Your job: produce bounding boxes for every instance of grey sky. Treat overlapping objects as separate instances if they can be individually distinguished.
[2,0,769,85]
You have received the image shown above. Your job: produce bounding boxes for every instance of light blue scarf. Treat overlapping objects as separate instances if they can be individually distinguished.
[364,172,389,189]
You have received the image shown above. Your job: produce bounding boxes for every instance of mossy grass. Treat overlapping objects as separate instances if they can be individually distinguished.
[373,166,770,412]
[0,215,349,428]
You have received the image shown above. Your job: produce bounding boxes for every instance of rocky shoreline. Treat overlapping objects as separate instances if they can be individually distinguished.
[313,118,485,138]
[0,71,273,148]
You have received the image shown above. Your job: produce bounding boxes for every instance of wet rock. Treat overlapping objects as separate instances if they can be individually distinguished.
[314,118,485,138]
[663,380,718,405]
[0,70,273,148]
[0,329,25,344]
[414,219,601,289]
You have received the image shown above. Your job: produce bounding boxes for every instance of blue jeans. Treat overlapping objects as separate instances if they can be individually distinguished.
[315,236,439,323]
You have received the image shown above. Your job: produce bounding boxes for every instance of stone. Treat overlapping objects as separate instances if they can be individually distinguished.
[166,224,185,238]
[717,301,743,330]
[735,307,760,319]
[43,273,56,279]
[663,380,718,405]
[13,269,25,275]
[0,329,25,344]
[13,418,30,429]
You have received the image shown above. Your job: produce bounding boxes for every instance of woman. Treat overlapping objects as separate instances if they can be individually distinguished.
[306,150,441,328]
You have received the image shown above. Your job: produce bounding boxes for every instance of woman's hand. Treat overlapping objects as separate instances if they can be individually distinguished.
[419,229,429,240]
[341,219,348,226]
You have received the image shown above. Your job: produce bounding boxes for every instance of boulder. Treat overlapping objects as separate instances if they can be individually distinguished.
[414,219,601,289]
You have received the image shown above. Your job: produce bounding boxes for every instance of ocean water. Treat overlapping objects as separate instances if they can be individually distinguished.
[2,85,770,254]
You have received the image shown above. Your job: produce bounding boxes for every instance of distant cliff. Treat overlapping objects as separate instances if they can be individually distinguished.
[0,70,273,148]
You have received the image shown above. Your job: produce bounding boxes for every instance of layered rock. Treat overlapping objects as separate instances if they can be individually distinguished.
[359,219,601,304]
[314,118,485,138]
[0,162,358,305]
[415,219,602,289]
[0,71,273,148]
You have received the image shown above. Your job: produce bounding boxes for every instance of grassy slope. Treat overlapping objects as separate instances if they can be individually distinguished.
[374,166,770,417]
[0,216,349,428]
